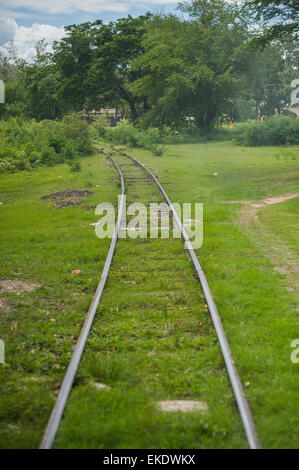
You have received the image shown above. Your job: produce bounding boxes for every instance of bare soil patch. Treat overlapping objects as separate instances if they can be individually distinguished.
[40,190,93,208]
[0,298,11,311]
[251,192,299,208]
[0,280,40,294]
[220,192,299,224]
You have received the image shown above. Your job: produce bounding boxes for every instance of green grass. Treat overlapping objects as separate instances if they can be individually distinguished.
[0,152,116,448]
[259,197,299,257]
[109,141,299,449]
[0,140,299,448]
[54,153,245,449]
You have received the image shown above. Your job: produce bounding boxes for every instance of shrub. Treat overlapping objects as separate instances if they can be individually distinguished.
[62,113,89,140]
[233,116,299,146]
[110,120,142,147]
[148,143,166,157]
[93,118,235,153]
[69,160,81,172]
[62,141,78,160]
[40,147,56,166]
[77,138,93,155]
[92,115,109,139]
[97,119,167,154]
[0,113,94,173]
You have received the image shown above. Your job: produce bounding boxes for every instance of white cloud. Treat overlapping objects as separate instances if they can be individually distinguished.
[0,17,18,44]
[0,19,65,61]
[0,0,176,16]
[0,1,177,61]
[15,23,66,61]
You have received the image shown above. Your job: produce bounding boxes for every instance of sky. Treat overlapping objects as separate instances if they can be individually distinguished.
[0,1,178,61]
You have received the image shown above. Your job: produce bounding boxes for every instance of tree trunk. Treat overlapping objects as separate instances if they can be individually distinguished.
[119,86,138,121]
[129,103,138,121]
[143,96,151,113]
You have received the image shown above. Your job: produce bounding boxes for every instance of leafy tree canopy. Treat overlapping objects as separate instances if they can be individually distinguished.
[53,14,152,119]
[132,2,252,127]
[245,0,299,44]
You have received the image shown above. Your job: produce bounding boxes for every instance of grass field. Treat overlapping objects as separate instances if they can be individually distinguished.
[0,140,298,448]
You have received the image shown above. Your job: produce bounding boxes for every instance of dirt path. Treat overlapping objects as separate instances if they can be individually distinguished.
[221,192,299,294]
[221,192,299,223]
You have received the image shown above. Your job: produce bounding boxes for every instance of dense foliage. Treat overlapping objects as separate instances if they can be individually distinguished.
[245,0,299,44]
[0,0,298,164]
[94,117,231,154]
[233,115,299,146]
[0,1,298,126]
[0,113,93,173]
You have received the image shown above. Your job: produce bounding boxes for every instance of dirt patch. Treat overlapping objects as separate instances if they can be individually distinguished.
[0,280,40,294]
[219,200,252,204]
[220,192,299,224]
[252,192,299,208]
[224,192,299,294]
[40,190,93,209]
[0,298,11,311]
[41,190,94,200]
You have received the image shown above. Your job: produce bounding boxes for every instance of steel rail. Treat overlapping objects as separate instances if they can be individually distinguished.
[40,157,125,449]
[116,148,261,450]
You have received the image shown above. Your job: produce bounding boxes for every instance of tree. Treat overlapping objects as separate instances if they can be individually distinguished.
[53,14,151,120]
[245,0,299,44]
[0,41,24,83]
[132,2,251,127]
[0,45,27,119]
[232,41,297,119]
[20,42,68,121]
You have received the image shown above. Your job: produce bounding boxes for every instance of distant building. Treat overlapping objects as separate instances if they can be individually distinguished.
[81,108,123,126]
[98,108,124,126]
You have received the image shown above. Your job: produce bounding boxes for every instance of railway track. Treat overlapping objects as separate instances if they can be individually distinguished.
[40,145,261,449]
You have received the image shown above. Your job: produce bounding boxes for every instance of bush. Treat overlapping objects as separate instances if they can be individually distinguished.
[0,113,94,173]
[40,147,56,166]
[107,120,143,147]
[62,113,89,140]
[95,119,167,155]
[77,138,93,155]
[148,143,166,157]
[91,115,109,139]
[233,116,299,146]
[69,161,81,172]
[93,118,234,153]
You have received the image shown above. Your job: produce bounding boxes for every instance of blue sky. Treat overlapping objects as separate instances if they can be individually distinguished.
[0,1,178,60]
